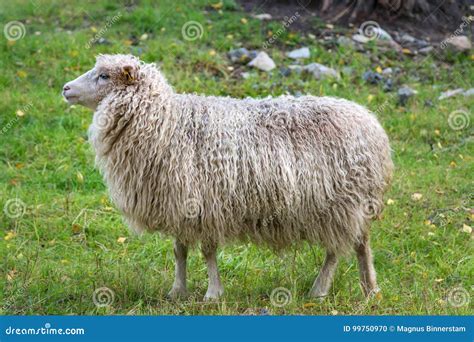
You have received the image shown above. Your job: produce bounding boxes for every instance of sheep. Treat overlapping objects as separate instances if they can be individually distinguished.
[62,54,393,301]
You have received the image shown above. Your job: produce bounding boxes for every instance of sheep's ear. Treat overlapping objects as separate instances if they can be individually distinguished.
[121,65,138,84]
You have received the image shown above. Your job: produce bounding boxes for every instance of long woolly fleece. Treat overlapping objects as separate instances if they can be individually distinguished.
[89,55,393,255]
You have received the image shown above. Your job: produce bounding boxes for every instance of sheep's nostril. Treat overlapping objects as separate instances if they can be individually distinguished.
[63,85,70,92]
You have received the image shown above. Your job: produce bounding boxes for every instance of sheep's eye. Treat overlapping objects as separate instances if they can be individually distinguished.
[99,73,109,80]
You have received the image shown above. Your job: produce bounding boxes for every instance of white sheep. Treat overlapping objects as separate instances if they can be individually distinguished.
[63,54,393,300]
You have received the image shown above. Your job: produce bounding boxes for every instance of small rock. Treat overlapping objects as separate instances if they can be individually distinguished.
[287,47,310,59]
[383,79,393,92]
[288,65,303,74]
[228,48,257,64]
[438,88,464,100]
[463,88,474,97]
[337,36,354,48]
[462,224,472,234]
[363,71,383,85]
[411,193,423,201]
[303,63,340,80]
[352,34,370,44]
[382,67,393,75]
[248,51,276,72]
[400,33,416,44]
[279,67,291,77]
[97,37,110,45]
[253,13,272,20]
[444,36,472,53]
[241,72,251,79]
[418,46,433,55]
[424,100,434,107]
[398,86,417,106]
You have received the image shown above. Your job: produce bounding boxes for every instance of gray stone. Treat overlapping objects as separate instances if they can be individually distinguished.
[363,71,383,84]
[352,34,370,44]
[337,36,354,48]
[287,47,310,59]
[254,13,272,20]
[463,88,474,97]
[288,65,303,74]
[418,46,434,55]
[303,63,340,80]
[383,79,393,92]
[228,48,258,64]
[400,33,416,44]
[438,88,464,100]
[444,36,472,53]
[248,51,276,71]
[398,86,417,106]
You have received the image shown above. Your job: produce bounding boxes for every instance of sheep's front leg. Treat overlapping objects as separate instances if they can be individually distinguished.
[308,251,338,298]
[168,240,188,298]
[202,243,224,301]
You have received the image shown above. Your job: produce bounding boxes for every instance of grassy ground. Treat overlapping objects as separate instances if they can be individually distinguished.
[1,0,473,315]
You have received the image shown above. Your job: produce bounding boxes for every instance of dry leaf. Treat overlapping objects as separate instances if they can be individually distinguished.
[4,231,16,241]
[411,193,423,201]
[16,109,25,117]
[72,224,82,234]
[462,224,472,234]
[387,198,395,205]
[117,237,127,244]
[7,269,17,282]
[303,302,317,308]
[210,1,223,10]
[17,70,27,78]
[76,171,84,183]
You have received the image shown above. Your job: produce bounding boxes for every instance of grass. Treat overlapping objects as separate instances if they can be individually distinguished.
[0,0,473,315]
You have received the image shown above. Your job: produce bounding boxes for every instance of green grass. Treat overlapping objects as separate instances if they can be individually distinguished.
[1,0,473,315]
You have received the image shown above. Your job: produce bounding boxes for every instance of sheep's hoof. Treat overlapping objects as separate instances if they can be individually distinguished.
[203,288,224,301]
[307,291,328,302]
[167,287,188,300]
[364,286,381,300]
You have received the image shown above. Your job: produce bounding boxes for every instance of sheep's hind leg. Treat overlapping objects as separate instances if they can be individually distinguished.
[202,243,224,301]
[167,240,188,299]
[355,232,379,297]
[308,251,338,299]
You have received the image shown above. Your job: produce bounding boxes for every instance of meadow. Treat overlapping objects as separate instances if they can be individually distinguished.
[0,0,472,315]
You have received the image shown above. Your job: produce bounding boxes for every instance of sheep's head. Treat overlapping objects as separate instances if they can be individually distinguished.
[62,54,140,109]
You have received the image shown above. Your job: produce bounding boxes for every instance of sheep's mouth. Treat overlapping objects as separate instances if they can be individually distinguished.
[63,94,79,103]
